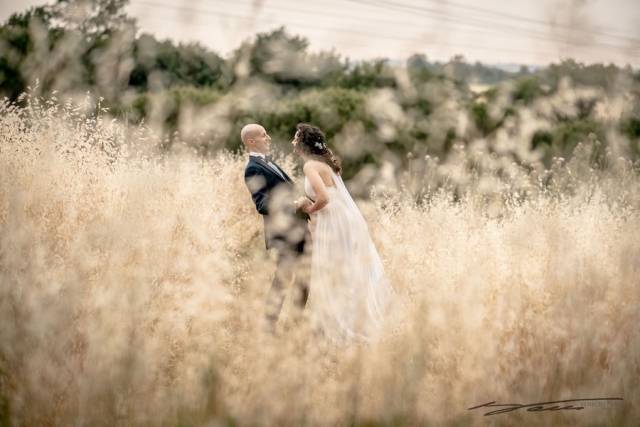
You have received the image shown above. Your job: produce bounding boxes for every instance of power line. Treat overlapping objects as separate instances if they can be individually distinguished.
[199,0,638,58]
[131,0,639,67]
[134,1,440,44]
[347,0,638,41]
[215,0,637,42]
[414,0,639,41]
[154,0,486,38]
[346,0,640,58]
[208,0,637,46]
[134,0,562,59]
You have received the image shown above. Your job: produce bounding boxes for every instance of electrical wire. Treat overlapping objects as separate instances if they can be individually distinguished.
[131,0,639,64]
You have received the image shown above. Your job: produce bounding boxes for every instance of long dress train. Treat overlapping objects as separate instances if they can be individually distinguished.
[305,167,396,344]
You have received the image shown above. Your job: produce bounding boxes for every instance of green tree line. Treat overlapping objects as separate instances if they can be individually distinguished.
[1,0,639,178]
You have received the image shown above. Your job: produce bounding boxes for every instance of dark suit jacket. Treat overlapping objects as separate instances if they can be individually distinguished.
[244,155,310,250]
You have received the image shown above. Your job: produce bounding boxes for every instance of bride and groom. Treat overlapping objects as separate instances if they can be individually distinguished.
[242,123,397,344]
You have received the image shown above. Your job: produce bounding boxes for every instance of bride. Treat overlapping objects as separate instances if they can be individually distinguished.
[292,123,397,344]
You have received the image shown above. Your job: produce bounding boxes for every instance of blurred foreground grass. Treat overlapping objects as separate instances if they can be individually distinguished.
[0,93,639,426]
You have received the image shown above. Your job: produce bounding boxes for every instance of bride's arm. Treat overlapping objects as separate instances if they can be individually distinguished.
[302,162,330,214]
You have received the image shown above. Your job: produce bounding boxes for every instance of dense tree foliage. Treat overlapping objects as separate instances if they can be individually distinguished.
[1,0,639,177]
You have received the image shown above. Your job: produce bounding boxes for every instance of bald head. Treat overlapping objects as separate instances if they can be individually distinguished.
[241,124,260,145]
[241,124,271,155]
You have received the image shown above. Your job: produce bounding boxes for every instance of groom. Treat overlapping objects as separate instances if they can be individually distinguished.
[241,124,312,334]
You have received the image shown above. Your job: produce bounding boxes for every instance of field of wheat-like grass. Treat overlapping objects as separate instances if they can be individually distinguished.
[1,93,639,426]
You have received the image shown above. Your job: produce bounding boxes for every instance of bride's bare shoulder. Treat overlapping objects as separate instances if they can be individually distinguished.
[303,159,327,172]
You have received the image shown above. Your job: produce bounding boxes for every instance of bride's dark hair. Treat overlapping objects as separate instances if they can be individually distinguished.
[293,123,342,175]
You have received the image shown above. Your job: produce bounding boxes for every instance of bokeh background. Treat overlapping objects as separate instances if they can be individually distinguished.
[0,0,639,426]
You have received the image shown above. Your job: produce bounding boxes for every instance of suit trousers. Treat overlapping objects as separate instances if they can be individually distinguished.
[264,237,311,329]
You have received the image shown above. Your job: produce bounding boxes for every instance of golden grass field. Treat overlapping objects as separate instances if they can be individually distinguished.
[1,92,639,426]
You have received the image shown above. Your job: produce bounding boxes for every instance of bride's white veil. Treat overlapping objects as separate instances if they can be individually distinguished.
[329,168,368,229]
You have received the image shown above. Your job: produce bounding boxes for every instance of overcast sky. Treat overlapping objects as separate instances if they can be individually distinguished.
[2,0,639,67]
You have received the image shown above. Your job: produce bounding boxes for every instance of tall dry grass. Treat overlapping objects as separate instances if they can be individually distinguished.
[1,91,639,427]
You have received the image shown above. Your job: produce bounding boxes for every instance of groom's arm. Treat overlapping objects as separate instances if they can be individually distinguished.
[245,166,271,215]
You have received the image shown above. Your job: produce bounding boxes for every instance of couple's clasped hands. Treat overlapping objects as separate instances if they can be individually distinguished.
[296,196,314,214]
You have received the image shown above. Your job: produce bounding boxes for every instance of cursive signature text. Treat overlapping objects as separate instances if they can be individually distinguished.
[468,398,624,416]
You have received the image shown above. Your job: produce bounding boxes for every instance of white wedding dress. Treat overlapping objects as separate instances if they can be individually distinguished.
[305,167,397,344]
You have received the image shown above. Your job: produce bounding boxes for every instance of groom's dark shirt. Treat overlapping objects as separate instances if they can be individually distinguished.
[244,153,309,250]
